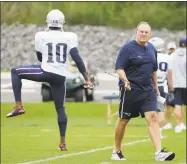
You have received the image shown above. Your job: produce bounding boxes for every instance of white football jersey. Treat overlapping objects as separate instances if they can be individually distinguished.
[35,30,78,76]
[171,48,186,88]
[157,52,172,93]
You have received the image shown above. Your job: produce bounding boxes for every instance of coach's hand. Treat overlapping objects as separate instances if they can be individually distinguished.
[155,88,160,96]
[84,80,94,89]
[124,80,131,91]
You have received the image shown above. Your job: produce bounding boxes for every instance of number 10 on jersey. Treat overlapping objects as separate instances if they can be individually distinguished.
[46,43,67,63]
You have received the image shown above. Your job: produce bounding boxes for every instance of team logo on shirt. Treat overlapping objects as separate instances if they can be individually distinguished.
[137,56,142,59]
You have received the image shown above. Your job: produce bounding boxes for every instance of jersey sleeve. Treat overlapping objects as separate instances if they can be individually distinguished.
[35,32,42,52]
[68,33,78,49]
[115,45,129,70]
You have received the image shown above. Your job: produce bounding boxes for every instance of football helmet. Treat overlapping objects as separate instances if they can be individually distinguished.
[149,37,165,52]
[167,42,176,50]
[46,9,65,29]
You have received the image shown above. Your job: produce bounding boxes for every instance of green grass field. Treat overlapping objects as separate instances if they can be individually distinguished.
[1,103,186,164]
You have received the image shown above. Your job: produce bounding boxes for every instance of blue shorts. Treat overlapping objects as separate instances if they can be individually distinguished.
[174,88,187,106]
[118,87,157,119]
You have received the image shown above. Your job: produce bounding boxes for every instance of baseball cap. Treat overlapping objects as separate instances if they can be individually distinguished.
[167,42,176,49]
[179,38,186,47]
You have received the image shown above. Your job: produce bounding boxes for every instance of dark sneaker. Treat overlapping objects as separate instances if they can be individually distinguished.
[155,148,175,161]
[59,144,67,151]
[6,106,25,118]
[111,150,126,160]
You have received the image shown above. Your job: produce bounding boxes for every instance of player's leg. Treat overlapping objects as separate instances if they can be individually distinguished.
[142,90,175,161]
[173,88,183,133]
[7,65,47,118]
[50,76,67,151]
[157,86,166,138]
[157,112,165,138]
[164,104,173,129]
[179,88,186,130]
[180,105,186,130]
[163,91,175,129]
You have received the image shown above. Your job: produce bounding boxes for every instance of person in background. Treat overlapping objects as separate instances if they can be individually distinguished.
[163,42,177,130]
[149,37,173,138]
[171,38,186,133]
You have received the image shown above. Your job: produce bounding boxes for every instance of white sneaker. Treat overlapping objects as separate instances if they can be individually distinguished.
[163,123,172,130]
[175,125,182,133]
[111,150,126,160]
[155,148,175,161]
[180,123,186,130]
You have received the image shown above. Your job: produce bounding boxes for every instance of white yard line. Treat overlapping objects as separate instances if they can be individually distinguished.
[1,89,36,93]
[18,137,167,164]
[94,90,119,94]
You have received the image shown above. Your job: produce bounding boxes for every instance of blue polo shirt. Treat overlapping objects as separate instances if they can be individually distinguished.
[115,40,158,91]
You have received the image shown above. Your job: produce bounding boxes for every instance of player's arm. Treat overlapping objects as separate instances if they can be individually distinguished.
[35,32,42,62]
[167,69,173,91]
[36,52,42,62]
[69,33,90,81]
[167,56,174,91]
[70,47,89,81]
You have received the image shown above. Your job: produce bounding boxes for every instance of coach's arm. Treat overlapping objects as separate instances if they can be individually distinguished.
[152,71,160,96]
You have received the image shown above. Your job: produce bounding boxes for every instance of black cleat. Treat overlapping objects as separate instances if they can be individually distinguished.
[6,106,25,118]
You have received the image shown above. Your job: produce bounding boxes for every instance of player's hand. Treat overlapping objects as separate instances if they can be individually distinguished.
[84,80,94,89]
[124,80,131,91]
[167,91,174,102]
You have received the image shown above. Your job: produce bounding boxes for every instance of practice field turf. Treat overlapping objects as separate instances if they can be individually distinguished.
[1,103,186,164]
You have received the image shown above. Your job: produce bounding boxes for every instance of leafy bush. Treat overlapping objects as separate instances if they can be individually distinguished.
[1,2,186,30]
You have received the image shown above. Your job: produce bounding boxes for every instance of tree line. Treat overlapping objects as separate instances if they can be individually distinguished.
[1,2,186,30]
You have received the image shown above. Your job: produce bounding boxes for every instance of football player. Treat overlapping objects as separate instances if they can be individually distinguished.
[6,9,93,151]
[172,38,186,133]
[163,42,176,130]
[149,37,173,138]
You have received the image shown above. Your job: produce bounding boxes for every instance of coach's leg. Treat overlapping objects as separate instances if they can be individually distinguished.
[114,118,129,151]
[157,112,165,138]
[145,111,161,152]
[50,81,67,149]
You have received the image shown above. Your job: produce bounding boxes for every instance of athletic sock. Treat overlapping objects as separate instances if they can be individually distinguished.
[155,149,161,156]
